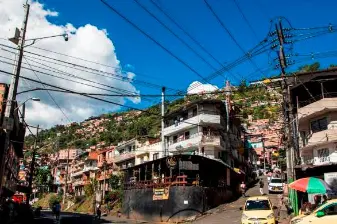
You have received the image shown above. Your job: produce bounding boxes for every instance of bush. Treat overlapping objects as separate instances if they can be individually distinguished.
[48,194,61,209]
[104,190,123,203]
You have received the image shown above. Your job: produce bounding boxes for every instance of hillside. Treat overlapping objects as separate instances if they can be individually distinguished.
[24,85,282,153]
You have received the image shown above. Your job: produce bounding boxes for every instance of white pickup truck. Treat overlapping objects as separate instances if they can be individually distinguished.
[268,177,283,193]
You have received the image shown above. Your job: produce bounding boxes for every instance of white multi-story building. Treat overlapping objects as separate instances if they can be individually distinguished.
[163,99,243,167]
[298,98,337,166]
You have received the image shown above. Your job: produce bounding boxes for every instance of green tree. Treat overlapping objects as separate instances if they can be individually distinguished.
[35,167,52,186]
[298,62,320,72]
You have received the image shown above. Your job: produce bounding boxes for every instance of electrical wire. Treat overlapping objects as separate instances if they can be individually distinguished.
[0,68,222,129]
[100,0,211,84]
[0,43,181,94]
[133,0,220,72]
[23,56,72,123]
[203,0,265,76]
[231,0,259,40]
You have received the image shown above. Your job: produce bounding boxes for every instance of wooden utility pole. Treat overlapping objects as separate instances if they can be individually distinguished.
[275,21,295,181]
[0,1,30,198]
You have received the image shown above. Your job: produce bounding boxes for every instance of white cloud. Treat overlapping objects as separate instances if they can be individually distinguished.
[187,81,219,94]
[0,0,140,129]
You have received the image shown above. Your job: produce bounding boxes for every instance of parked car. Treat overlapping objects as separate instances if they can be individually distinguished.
[240,196,277,224]
[290,199,337,224]
[268,177,283,193]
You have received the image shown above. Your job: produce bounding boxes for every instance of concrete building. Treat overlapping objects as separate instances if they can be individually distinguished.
[0,83,26,198]
[163,99,243,168]
[70,151,98,196]
[51,148,83,192]
[289,68,337,191]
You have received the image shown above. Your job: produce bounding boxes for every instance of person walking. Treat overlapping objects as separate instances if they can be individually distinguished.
[259,179,265,195]
[96,204,101,220]
[240,181,246,197]
[54,201,61,221]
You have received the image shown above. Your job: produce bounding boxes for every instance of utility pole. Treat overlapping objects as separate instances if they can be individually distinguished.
[0,2,30,198]
[26,125,39,204]
[275,20,298,215]
[275,21,295,181]
[161,87,166,157]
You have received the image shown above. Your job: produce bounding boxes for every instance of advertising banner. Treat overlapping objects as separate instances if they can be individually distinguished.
[153,187,170,200]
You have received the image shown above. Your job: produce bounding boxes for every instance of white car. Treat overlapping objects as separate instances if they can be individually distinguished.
[268,177,283,193]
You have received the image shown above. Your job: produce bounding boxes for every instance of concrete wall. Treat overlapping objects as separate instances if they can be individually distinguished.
[123,186,233,222]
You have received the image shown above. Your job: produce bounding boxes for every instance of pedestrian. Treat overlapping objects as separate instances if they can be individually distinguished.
[54,201,61,221]
[96,204,101,220]
[240,181,246,197]
[259,179,264,195]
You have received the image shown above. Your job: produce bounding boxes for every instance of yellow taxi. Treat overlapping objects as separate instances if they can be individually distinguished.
[291,199,337,224]
[240,196,277,224]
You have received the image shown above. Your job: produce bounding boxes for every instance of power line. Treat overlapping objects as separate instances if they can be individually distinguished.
[18,87,235,97]
[0,43,181,94]
[148,0,241,82]
[203,0,265,76]
[100,0,211,83]
[0,37,157,81]
[23,56,72,123]
[0,58,144,98]
[133,0,220,72]
[0,68,216,129]
[231,0,259,40]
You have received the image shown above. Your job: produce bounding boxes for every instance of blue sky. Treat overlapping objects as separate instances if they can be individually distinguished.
[27,0,337,110]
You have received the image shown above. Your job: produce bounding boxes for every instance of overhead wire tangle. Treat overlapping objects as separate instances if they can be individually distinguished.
[148,0,228,67]
[134,0,241,83]
[0,47,178,105]
[23,56,72,123]
[0,69,222,129]
[17,87,235,97]
[0,43,181,94]
[100,0,211,84]
[202,0,265,76]
[0,58,148,100]
[133,0,220,72]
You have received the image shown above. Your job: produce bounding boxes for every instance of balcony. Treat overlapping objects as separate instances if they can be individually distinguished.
[163,114,223,136]
[202,135,226,148]
[298,97,337,121]
[83,166,98,173]
[300,129,337,150]
[114,152,135,164]
[72,179,84,186]
[168,133,202,152]
[71,170,83,177]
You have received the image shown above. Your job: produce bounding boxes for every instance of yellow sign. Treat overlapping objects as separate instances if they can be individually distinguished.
[153,187,169,200]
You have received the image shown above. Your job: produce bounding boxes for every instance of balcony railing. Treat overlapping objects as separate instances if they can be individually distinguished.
[298,93,337,108]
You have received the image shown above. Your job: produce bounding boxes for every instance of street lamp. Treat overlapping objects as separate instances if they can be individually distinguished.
[14,97,40,111]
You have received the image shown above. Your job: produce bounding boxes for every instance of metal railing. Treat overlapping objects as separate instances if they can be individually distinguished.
[124,175,199,190]
[298,92,337,108]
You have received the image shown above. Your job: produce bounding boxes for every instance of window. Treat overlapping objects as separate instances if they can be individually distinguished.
[184,131,190,140]
[317,148,330,163]
[192,108,197,117]
[153,153,159,160]
[321,203,337,215]
[270,178,282,183]
[311,117,328,133]
[245,200,271,211]
[173,135,178,143]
